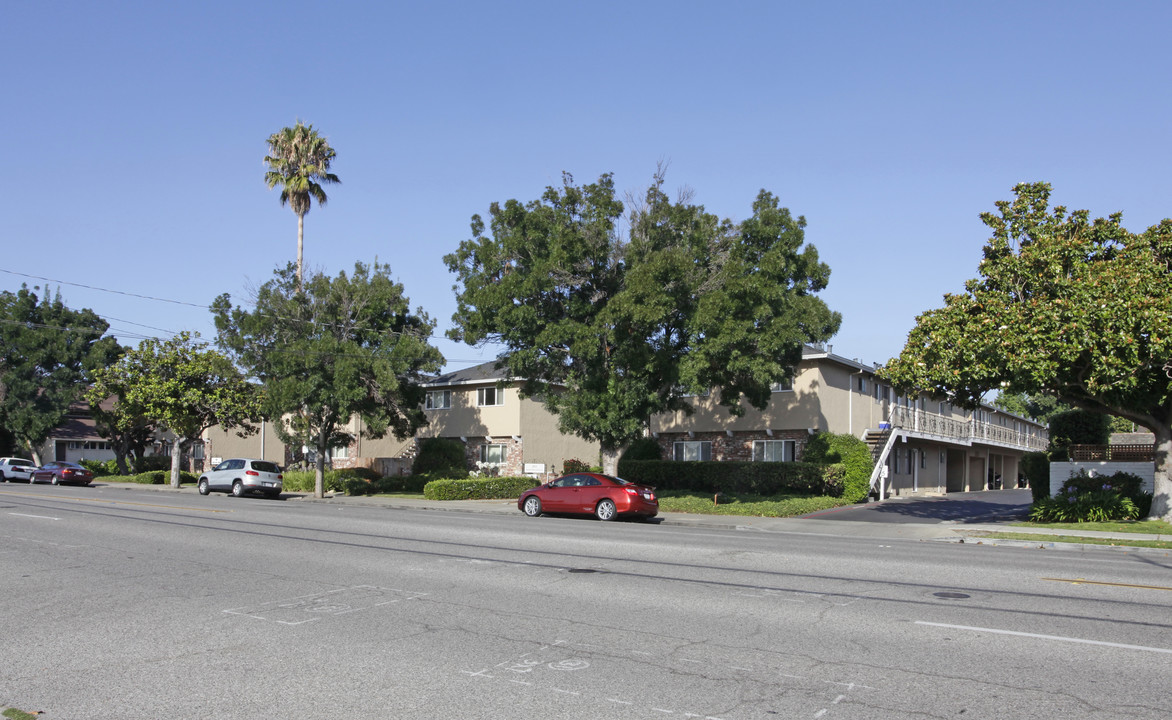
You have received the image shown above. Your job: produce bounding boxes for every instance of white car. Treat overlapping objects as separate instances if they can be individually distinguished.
[0,457,37,483]
[197,458,283,499]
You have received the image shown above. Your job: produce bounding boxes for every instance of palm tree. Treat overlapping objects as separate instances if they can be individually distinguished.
[264,122,340,289]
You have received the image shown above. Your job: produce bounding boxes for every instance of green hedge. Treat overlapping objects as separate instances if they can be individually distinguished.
[1022,451,1050,502]
[423,476,539,500]
[341,474,431,495]
[97,471,197,485]
[615,459,841,496]
[801,432,873,503]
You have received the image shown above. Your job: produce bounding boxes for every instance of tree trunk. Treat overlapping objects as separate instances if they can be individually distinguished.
[1150,423,1172,522]
[297,213,305,290]
[170,438,183,488]
[601,445,623,476]
[314,426,327,499]
[26,438,42,467]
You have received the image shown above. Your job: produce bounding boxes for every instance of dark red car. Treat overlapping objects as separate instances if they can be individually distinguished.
[518,472,658,521]
[31,461,94,486]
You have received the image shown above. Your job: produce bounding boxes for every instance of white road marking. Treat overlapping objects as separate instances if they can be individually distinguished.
[9,513,60,520]
[916,621,1172,655]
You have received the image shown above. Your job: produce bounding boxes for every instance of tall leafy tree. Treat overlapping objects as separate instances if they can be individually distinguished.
[85,355,160,476]
[0,286,120,463]
[882,183,1172,521]
[264,121,340,289]
[111,333,261,487]
[445,171,841,472]
[212,262,445,498]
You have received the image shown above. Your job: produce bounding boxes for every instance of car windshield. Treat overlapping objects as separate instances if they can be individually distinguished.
[10,459,34,467]
[250,461,280,474]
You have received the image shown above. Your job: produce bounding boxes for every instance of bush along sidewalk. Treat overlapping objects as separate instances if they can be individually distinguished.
[1030,470,1152,523]
[424,476,538,500]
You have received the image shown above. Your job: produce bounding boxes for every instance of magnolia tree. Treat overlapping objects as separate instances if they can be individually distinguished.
[882,183,1172,521]
[445,171,841,473]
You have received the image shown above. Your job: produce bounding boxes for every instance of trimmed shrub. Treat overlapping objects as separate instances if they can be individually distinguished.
[129,470,197,485]
[616,459,835,496]
[133,455,172,473]
[620,438,662,462]
[80,459,119,477]
[423,476,539,500]
[340,474,430,495]
[1021,451,1050,502]
[412,438,469,477]
[801,432,873,503]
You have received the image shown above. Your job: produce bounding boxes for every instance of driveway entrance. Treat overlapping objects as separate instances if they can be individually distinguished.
[802,488,1032,525]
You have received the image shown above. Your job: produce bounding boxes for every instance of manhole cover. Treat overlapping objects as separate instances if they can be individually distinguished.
[933,592,971,599]
[567,568,597,574]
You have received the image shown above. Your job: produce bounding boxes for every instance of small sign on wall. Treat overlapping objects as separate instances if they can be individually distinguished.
[523,463,546,474]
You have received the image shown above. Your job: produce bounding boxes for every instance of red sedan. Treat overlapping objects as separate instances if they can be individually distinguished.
[31,461,94,486]
[518,472,658,521]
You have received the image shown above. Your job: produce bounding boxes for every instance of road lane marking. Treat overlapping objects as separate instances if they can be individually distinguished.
[0,491,229,513]
[916,621,1172,655]
[9,512,60,520]
[1042,577,1172,592]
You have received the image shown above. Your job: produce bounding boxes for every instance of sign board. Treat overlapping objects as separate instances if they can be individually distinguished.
[523,463,546,474]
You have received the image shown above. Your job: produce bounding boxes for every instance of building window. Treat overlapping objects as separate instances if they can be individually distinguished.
[330,445,349,460]
[856,376,868,393]
[425,390,451,409]
[479,443,506,465]
[673,441,712,461]
[477,387,504,407]
[752,440,795,462]
[771,379,793,392]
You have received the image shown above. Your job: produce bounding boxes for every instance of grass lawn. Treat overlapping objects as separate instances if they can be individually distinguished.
[655,491,853,517]
[1012,519,1172,535]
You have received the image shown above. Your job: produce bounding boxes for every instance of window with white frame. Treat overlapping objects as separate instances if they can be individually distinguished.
[479,443,507,465]
[425,390,451,409]
[770,379,793,392]
[856,376,868,393]
[752,440,795,462]
[673,441,712,461]
[330,445,349,460]
[477,387,504,407]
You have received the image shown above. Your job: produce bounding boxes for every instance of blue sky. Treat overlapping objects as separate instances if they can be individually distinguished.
[3,1,1169,371]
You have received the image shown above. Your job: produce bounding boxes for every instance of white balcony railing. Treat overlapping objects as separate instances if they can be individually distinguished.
[886,406,1048,452]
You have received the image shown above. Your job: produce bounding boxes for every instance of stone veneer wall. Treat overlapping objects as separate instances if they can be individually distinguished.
[464,436,525,476]
[653,430,812,461]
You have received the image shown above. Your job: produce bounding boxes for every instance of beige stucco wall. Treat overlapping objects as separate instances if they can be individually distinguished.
[518,395,600,474]
[421,384,522,438]
[203,421,285,464]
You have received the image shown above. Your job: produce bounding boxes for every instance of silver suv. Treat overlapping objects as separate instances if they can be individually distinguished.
[197,458,283,499]
[0,457,37,483]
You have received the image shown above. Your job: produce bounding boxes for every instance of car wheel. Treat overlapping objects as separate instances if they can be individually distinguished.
[51,475,60,485]
[231,481,244,497]
[198,478,210,496]
[595,499,617,521]
[0,471,6,482]
[522,495,542,517]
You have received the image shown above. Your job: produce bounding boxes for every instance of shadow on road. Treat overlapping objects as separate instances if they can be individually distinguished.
[805,489,1033,525]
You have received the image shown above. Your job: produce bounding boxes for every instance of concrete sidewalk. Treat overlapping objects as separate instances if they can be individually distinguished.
[87,480,1171,547]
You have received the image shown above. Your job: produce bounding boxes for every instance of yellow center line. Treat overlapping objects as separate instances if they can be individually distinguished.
[1042,577,1172,592]
[0,490,229,513]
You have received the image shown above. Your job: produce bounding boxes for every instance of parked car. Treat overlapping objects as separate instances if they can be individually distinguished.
[31,461,94,486]
[0,457,38,483]
[197,458,283,499]
[518,472,658,521]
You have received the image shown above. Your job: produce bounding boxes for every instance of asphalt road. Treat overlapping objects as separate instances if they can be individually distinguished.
[2,483,1170,719]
